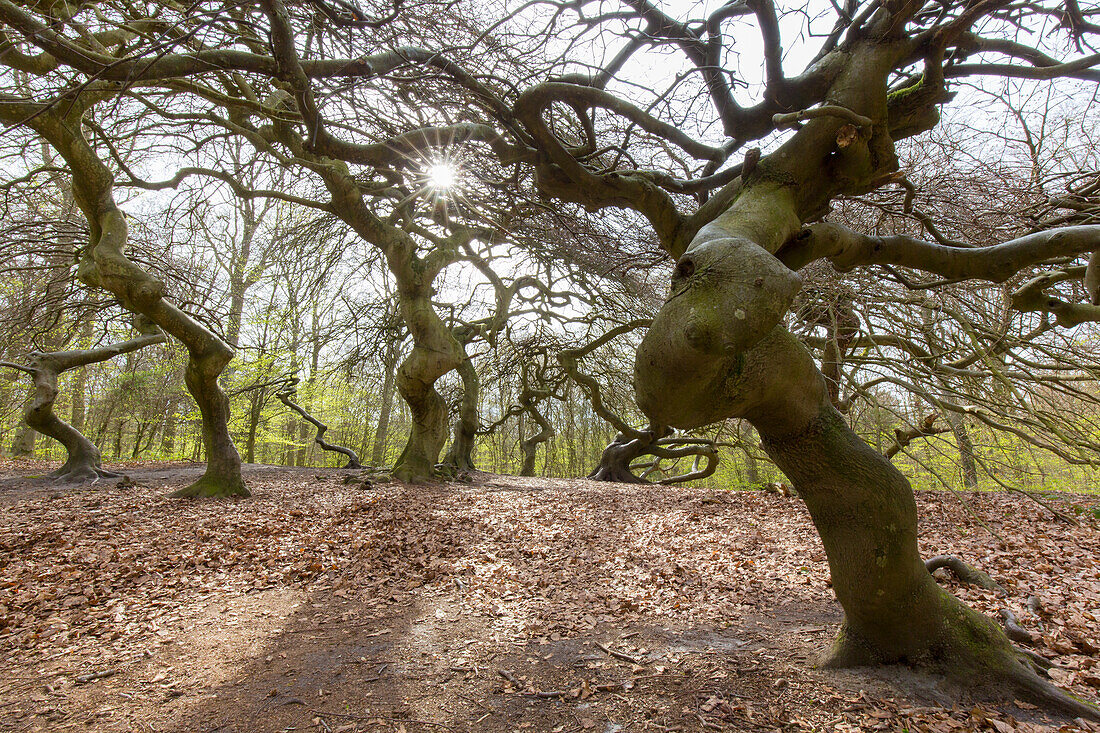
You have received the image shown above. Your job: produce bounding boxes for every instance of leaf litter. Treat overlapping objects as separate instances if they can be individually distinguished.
[0,461,1097,732]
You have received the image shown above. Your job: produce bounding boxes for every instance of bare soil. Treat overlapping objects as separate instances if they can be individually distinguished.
[1,460,1098,733]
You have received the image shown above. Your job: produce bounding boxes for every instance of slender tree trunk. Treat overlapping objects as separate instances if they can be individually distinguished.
[739,422,761,487]
[161,396,177,456]
[442,356,478,471]
[947,411,979,489]
[10,390,36,457]
[245,390,263,464]
[370,341,399,466]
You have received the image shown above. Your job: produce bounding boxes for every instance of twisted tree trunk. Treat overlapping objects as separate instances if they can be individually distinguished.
[1,320,165,483]
[4,103,249,498]
[632,37,1097,715]
[518,393,555,477]
[392,288,465,482]
[276,380,361,468]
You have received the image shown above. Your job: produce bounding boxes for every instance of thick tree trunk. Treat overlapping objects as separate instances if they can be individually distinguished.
[173,348,247,496]
[393,356,451,482]
[588,432,657,483]
[391,291,464,483]
[631,41,1097,705]
[639,323,1097,716]
[22,367,113,482]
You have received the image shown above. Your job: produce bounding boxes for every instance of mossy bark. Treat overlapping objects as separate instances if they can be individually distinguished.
[638,323,1098,718]
[631,32,1098,707]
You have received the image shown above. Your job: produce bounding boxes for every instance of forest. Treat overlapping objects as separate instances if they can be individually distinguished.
[1,0,1099,730]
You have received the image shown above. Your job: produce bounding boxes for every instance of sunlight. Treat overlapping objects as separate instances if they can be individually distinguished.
[426,162,458,190]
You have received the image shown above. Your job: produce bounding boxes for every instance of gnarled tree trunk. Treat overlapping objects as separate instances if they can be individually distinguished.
[0,99,250,497]
[632,36,1097,714]
[1,319,166,483]
[391,288,465,482]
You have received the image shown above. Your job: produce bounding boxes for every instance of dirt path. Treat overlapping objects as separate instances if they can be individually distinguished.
[0,462,1098,732]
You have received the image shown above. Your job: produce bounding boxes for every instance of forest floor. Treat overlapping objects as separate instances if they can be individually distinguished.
[1,462,1099,733]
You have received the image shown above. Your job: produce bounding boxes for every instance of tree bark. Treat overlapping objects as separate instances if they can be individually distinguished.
[631,34,1097,711]
[948,412,980,489]
[391,288,465,483]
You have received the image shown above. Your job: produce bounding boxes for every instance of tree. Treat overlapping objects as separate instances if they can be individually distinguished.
[1,316,165,482]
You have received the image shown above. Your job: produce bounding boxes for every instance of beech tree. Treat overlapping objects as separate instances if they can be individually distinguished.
[1,316,165,482]
[504,0,1100,715]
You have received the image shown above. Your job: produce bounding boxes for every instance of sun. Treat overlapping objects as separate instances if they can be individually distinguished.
[426,162,458,190]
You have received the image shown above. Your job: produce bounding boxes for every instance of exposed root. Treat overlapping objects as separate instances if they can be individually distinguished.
[822,600,1100,722]
[392,463,439,484]
[1015,646,1053,675]
[1003,659,1100,722]
[925,554,1005,593]
[171,473,250,498]
[46,464,122,484]
[999,608,1036,645]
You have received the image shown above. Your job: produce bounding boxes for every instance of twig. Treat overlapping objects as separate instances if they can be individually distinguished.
[596,642,644,666]
[75,670,117,684]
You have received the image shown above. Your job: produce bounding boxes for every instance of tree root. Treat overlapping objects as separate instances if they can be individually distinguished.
[823,611,1100,722]
[999,608,1037,645]
[171,473,250,498]
[1015,646,1053,675]
[46,464,122,484]
[925,555,1005,593]
[1002,658,1100,722]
